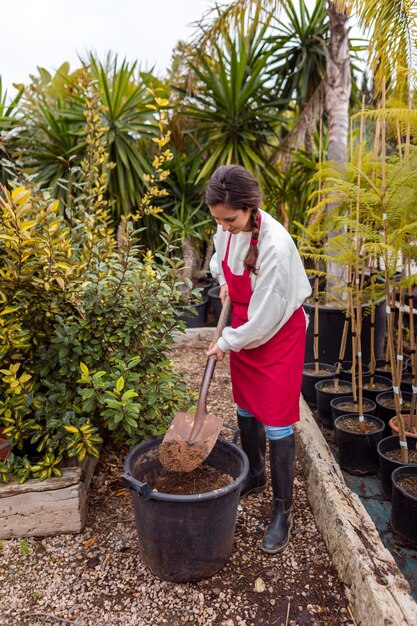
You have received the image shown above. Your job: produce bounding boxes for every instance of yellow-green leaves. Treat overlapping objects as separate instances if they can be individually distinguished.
[115,376,124,392]
[0,363,32,394]
[80,363,89,376]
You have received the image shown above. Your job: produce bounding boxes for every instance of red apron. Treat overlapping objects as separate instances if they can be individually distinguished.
[221,217,306,427]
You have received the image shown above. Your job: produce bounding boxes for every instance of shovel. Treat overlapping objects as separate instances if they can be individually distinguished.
[158,295,231,473]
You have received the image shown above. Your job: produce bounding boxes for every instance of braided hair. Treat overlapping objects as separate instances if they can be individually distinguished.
[205,165,262,274]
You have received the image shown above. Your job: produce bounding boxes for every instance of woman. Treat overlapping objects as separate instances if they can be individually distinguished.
[206,164,311,554]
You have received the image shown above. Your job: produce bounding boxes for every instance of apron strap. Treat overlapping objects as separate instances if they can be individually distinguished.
[224,232,232,265]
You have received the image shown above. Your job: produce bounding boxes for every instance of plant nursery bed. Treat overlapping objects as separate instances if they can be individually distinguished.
[314,413,417,603]
[0,452,99,539]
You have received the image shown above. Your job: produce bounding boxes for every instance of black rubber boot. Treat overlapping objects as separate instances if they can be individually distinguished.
[261,434,295,554]
[237,412,267,499]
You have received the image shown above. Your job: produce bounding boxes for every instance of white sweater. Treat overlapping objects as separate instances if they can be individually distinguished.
[210,210,312,353]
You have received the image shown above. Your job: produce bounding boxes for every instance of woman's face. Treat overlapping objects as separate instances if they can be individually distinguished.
[209,203,252,235]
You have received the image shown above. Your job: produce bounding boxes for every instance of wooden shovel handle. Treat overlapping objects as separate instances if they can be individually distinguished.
[212,294,231,344]
[188,296,231,443]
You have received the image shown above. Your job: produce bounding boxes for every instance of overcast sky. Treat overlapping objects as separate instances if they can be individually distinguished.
[1,0,363,94]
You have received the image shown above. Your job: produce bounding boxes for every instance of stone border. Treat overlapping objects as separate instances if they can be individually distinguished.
[175,328,417,626]
[296,397,417,626]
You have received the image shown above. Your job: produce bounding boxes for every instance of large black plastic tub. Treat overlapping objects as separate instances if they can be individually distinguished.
[123,436,249,583]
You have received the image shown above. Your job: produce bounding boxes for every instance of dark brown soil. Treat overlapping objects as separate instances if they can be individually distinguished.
[335,400,374,412]
[336,417,381,434]
[153,465,233,495]
[378,397,412,410]
[319,382,352,394]
[304,366,335,376]
[363,381,390,391]
[384,449,417,463]
[396,475,417,498]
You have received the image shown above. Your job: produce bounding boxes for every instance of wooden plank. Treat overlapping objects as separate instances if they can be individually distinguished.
[0,452,99,538]
[0,484,84,538]
[0,467,82,497]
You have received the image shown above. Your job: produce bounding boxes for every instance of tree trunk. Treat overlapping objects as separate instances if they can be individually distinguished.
[180,236,201,297]
[325,1,351,296]
[326,2,351,163]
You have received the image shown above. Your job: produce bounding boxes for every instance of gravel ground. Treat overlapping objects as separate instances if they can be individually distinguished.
[0,344,356,626]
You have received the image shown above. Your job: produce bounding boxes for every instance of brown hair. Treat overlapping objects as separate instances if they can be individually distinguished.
[205,165,262,273]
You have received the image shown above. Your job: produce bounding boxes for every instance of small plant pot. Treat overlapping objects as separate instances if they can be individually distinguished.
[334,415,385,475]
[301,363,336,407]
[389,414,417,439]
[315,379,352,428]
[330,396,376,425]
[333,361,370,382]
[175,297,209,328]
[208,286,232,326]
[359,374,392,404]
[375,391,412,436]
[390,465,417,547]
[377,435,417,500]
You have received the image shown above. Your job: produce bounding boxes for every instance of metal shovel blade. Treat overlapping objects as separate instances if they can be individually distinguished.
[158,410,224,473]
[158,296,231,473]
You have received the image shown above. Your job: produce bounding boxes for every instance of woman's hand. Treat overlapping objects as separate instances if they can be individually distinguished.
[220,283,228,305]
[206,342,226,361]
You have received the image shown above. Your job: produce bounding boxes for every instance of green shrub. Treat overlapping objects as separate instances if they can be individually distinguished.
[0,183,189,483]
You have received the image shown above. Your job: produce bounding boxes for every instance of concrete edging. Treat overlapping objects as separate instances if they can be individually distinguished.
[175,328,417,625]
[296,397,417,626]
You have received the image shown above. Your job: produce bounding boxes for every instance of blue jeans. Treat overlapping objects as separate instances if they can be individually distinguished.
[237,406,293,440]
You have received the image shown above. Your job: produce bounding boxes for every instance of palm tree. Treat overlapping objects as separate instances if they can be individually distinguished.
[194,0,417,165]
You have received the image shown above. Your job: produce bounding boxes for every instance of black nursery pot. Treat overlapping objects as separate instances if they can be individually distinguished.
[360,374,392,403]
[303,289,386,365]
[315,379,352,428]
[195,275,214,297]
[301,363,336,407]
[330,396,376,424]
[334,415,385,475]
[373,358,407,381]
[375,391,412,437]
[123,436,249,583]
[377,435,417,500]
[208,285,232,326]
[175,297,209,328]
[391,465,417,547]
[400,373,414,394]
[333,361,370,382]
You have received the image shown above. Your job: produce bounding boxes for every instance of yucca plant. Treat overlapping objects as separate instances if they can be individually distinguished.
[87,53,164,220]
[175,10,283,187]
[14,63,88,206]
